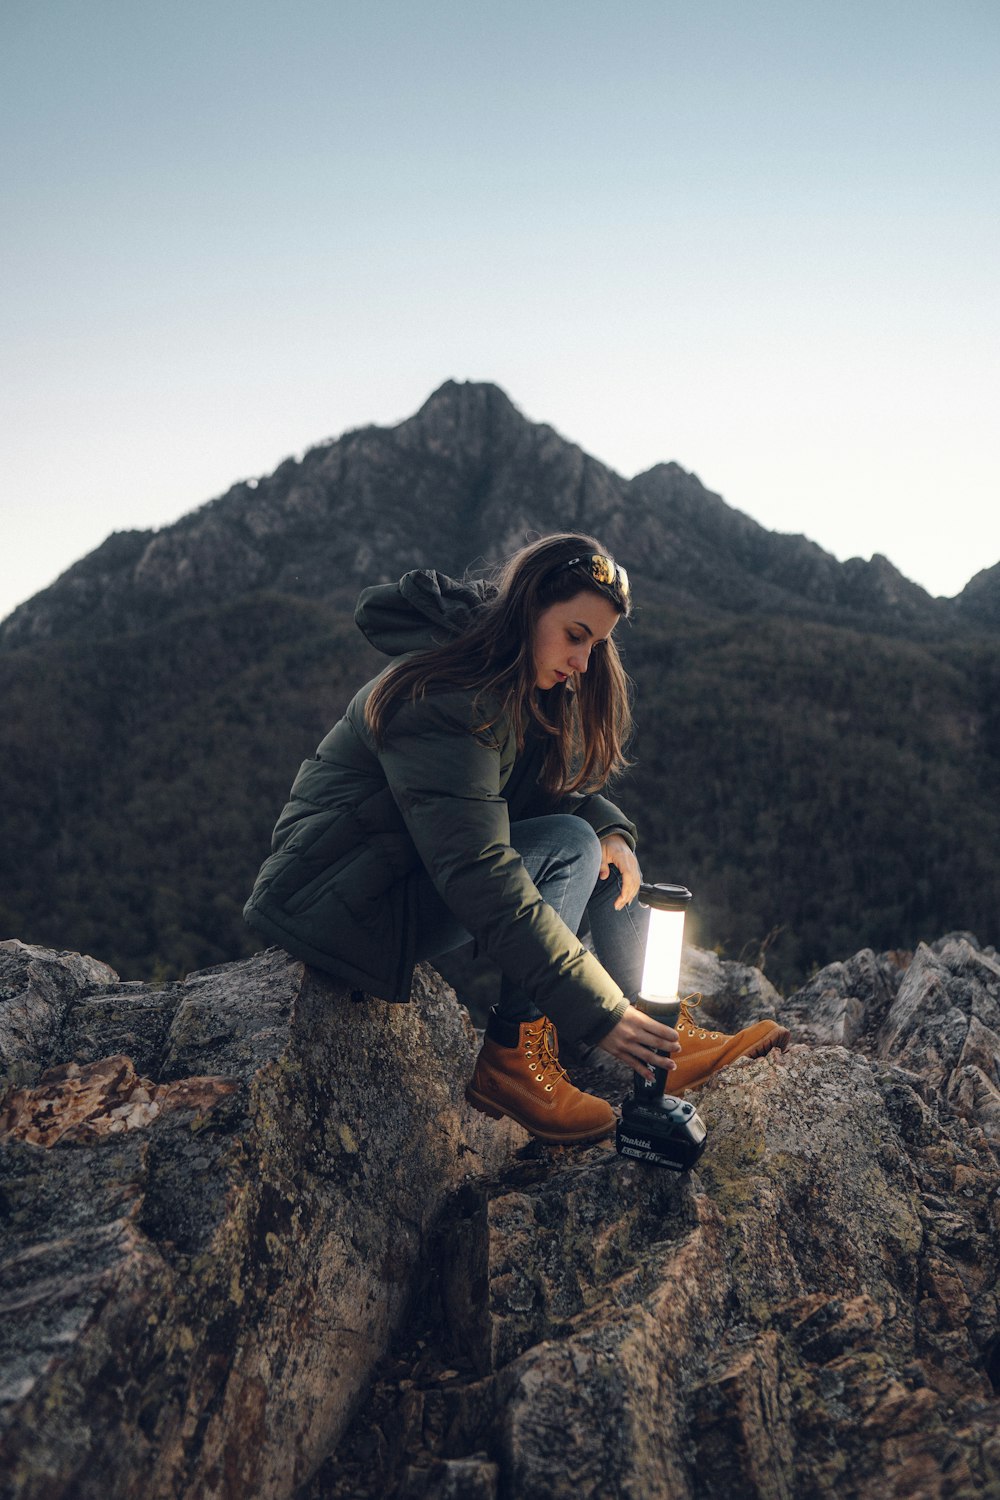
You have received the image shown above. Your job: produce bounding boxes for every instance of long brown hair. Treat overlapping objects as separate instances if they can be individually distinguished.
[365,533,633,794]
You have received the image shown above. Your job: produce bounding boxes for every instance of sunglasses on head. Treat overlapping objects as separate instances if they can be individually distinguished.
[552,553,630,604]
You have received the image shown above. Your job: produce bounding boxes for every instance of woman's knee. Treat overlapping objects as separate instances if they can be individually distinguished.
[562,815,603,865]
[510,814,603,884]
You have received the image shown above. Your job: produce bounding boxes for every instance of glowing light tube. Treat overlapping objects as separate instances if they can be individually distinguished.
[640,907,686,1003]
[637,883,693,1005]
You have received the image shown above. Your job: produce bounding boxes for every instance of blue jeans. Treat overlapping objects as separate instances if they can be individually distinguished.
[413,814,648,1023]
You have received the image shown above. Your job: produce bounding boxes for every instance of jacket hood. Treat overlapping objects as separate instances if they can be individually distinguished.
[355,569,491,656]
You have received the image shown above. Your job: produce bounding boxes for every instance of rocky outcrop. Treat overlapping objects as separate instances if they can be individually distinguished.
[2,934,999,1499]
[0,940,517,1499]
[957,561,1000,631]
[779,931,1000,1150]
[315,936,1000,1500]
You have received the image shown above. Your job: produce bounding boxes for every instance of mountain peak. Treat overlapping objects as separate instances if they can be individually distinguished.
[0,382,986,650]
[416,378,520,415]
[398,380,530,457]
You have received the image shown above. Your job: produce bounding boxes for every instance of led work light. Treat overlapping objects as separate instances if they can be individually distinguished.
[615,882,708,1170]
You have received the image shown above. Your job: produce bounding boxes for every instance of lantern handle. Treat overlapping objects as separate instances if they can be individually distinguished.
[638,882,693,912]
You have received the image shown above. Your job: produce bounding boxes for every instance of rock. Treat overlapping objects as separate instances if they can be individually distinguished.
[680,944,784,1031]
[774,945,908,1047]
[314,939,1000,1500]
[0,939,121,1089]
[876,937,1000,1146]
[3,934,999,1500]
[0,946,519,1499]
[780,934,1000,1146]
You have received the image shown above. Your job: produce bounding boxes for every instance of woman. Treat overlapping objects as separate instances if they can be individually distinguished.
[244,533,787,1144]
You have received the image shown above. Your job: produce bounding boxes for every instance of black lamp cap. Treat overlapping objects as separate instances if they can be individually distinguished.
[638,881,693,912]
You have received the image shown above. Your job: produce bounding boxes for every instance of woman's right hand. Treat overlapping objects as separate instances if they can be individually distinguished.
[597,1004,681,1082]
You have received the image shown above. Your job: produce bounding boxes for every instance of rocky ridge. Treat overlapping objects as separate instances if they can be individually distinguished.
[959,562,1000,632]
[2,932,999,1498]
[0,381,975,652]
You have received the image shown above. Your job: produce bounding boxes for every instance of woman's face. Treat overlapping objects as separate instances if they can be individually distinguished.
[532,591,621,690]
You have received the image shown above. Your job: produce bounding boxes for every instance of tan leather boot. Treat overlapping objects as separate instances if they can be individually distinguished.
[466,1015,616,1143]
[669,998,790,1094]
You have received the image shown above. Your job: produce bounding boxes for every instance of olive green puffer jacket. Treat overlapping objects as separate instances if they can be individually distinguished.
[243,569,637,1046]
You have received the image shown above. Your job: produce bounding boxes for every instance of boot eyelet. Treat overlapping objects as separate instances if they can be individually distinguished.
[544,1084,553,1092]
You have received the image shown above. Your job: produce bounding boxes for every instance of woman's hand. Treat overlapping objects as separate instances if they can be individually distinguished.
[597,1003,680,1081]
[600,834,641,910]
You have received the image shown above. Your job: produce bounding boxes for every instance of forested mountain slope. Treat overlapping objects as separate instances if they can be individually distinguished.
[2,381,998,987]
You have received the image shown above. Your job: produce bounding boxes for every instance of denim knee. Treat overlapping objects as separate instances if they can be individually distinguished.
[507,813,604,897]
[543,814,603,881]
[559,814,600,843]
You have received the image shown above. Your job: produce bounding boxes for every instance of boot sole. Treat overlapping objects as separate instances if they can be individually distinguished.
[464,1085,616,1144]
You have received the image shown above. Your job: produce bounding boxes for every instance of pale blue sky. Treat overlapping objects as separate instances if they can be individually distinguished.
[3,0,998,622]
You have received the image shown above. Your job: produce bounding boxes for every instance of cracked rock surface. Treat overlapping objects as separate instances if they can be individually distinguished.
[311,936,1000,1500]
[2,934,999,1499]
[0,940,516,1499]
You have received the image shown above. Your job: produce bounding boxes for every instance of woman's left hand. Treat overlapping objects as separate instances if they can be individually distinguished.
[600,834,641,910]
[597,1004,680,1080]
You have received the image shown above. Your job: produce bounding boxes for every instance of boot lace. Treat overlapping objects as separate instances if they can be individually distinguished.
[523,1019,569,1092]
[677,993,720,1040]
